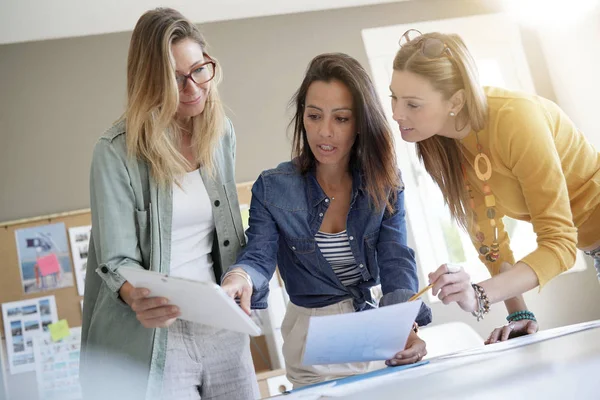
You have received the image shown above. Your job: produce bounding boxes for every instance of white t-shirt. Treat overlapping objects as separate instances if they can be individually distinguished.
[170,169,216,282]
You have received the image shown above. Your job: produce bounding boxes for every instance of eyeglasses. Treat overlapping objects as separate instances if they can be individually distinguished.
[176,54,216,91]
[398,29,452,59]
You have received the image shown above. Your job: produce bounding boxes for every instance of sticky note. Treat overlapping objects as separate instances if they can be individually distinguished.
[48,319,70,342]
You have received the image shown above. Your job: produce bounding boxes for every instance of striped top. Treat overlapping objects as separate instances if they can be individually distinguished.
[315,230,363,286]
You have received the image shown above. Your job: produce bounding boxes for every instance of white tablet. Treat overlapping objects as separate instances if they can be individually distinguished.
[119,268,262,336]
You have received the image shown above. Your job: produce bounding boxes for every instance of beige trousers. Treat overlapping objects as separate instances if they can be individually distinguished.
[281,299,374,388]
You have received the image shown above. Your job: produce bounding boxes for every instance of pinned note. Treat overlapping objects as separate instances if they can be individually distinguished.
[48,319,70,342]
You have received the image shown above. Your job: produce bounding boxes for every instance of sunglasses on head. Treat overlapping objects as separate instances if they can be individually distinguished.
[399,29,453,59]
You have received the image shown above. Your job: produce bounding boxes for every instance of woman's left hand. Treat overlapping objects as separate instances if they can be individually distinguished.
[386,331,427,366]
[485,319,539,344]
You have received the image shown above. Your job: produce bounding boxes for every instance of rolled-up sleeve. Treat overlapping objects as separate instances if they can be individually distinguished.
[377,189,419,295]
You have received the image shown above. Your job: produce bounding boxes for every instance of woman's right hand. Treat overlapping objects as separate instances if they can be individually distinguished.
[221,268,253,316]
[119,281,180,328]
[428,263,478,313]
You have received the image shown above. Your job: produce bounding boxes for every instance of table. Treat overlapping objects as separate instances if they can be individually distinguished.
[277,320,600,399]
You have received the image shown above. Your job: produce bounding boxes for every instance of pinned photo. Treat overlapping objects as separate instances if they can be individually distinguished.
[12,336,24,353]
[15,222,74,294]
[39,299,51,316]
[24,320,40,332]
[22,304,38,316]
[41,317,54,332]
[7,307,21,317]
[68,225,91,296]
[10,320,22,336]
[2,296,59,374]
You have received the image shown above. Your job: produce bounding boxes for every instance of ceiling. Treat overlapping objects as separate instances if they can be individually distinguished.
[0,0,406,45]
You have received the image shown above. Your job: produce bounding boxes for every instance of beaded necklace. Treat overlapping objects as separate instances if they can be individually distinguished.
[463,132,499,262]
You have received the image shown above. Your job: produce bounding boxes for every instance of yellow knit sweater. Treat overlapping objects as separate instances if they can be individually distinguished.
[460,87,600,287]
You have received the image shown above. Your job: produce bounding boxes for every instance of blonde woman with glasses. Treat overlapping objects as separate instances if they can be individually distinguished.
[80,8,258,400]
[389,30,600,344]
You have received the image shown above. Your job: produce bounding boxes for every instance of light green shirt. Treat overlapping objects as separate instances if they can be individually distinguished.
[80,118,246,400]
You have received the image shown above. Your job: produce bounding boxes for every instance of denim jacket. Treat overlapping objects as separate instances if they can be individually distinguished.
[230,161,431,325]
[80,118,246,400]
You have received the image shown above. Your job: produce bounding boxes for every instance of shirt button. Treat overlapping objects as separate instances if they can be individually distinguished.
[101,266,109,273]
[319,213,324,217]
[359,264,364,269]
[223,240,230,247]
[292,246,296,251]
[349,236,354,241]
[214,200,220,207]
[325,198,330,203]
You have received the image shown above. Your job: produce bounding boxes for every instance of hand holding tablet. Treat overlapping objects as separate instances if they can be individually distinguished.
[119,268,262,336]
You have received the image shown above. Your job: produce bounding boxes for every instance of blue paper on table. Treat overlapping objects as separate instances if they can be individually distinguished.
[292,361,430,394]
[303,300,422,365]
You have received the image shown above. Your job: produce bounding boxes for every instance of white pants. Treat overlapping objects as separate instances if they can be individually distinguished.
[281,299,374,388]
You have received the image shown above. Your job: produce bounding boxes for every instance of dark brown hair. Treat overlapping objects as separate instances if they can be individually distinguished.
[290,53,401,212]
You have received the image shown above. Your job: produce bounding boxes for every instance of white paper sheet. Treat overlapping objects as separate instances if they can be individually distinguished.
[34,327,82,400]
[433,319,600,360]
[303,300,421,365]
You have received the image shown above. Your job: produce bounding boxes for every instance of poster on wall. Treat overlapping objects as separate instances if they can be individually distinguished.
[14,222,74,294]
[1,296,59,374]
[67,225,91,296]
[34,327,82,400]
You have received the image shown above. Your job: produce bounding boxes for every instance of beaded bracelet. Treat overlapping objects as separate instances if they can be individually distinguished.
[507,310,537,323]
[471,283,490,321]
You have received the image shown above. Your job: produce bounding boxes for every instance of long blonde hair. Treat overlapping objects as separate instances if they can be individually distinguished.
[393,32,487,228]
[125,8,225,185]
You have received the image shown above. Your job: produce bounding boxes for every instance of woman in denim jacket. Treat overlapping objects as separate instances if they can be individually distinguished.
[222,53,431,388]
[80,8,258,400]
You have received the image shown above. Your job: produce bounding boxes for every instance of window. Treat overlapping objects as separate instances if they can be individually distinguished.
[362,13,586,302]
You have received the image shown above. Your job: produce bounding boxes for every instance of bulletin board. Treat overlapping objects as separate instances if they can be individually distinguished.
[0,209,91,337]
[0,181,256,339]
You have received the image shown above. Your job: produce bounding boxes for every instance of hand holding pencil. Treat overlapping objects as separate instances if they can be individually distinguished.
[410,263,477,313]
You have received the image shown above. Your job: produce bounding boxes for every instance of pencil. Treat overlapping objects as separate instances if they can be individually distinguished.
[408,283,433,302]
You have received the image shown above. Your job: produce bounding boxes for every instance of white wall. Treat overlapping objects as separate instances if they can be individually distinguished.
[534,8,600,149]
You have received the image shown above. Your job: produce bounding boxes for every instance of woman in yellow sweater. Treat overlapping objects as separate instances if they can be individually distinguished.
[389,30,600,343]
